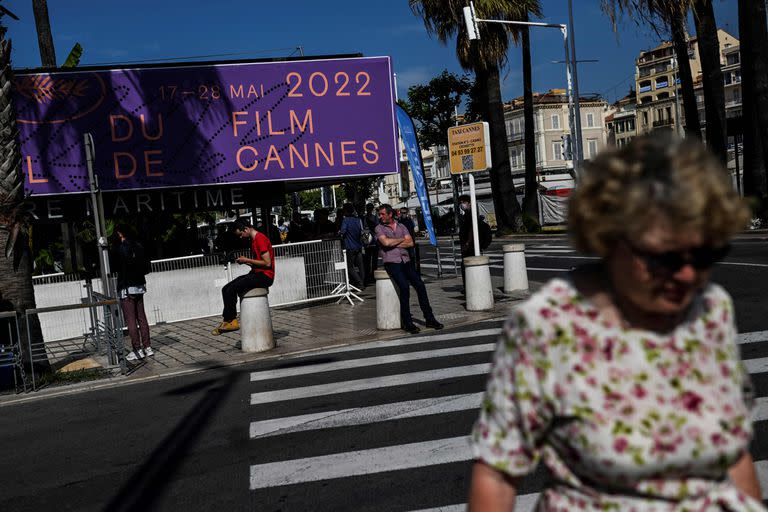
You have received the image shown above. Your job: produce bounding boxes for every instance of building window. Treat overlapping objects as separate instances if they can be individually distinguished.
[587,139,598,158]
[586,112,595,128]
[639,80,652,93]
[726,52,740,66]
[551,114,560,129]
[628,119,635,131]
[655,76,669,89]
[552,141,563,160]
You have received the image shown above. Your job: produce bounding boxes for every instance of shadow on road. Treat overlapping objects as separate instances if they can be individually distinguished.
[103,368,239,511]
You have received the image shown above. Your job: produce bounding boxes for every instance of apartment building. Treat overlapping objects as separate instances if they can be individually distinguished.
[503,89,608,183]
[606,90,638,148]
[635,29,739,136]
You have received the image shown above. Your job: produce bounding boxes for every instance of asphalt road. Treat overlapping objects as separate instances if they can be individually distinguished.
[0,233,766,511]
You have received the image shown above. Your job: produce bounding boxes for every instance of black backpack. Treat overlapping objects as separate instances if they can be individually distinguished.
[127,241,152,275]
[478,220,493,250]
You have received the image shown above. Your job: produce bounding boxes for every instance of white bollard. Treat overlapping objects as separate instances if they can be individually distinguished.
[503,243,529,294]
[464,256,494,311]
[375,269,401,330]
[240,288,275,352]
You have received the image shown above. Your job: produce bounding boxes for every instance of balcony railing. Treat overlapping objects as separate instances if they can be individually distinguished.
[652,119,673,128]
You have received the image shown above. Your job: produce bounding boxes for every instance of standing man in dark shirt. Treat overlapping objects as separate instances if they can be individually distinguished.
[339,203,365,289]
[363,203,379,285]
[375,204,443,334]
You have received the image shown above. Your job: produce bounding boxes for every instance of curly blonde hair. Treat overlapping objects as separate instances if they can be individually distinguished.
[568,134,749,256]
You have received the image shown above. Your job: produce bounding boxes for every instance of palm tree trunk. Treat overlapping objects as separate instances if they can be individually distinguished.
[32,0,56,67]
[692,0,727,163]
[669,14,701,138]
[521,21,538,224]
[0,30,49,373]
[738,0,768,201]
[477,65,524,233]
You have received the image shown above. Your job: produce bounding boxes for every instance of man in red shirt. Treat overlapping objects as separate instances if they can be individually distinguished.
[213,218,275,335]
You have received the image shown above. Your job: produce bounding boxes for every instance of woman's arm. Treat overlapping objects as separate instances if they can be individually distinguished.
[728,452,762,502]
[467,461,519,512]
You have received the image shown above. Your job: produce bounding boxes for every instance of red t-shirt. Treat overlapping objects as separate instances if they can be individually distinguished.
[251,231,275,280]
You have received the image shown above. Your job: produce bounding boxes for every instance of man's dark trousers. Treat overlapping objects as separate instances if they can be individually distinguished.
[383,261,436,327]
[222,272,273,321]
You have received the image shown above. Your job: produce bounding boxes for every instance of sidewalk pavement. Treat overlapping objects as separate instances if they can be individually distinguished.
[2,273,531,403]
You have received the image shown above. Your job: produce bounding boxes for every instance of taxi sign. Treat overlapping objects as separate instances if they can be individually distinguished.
[447,121,491,174]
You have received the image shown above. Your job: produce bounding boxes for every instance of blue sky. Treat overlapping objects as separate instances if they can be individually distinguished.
[6,0,738,105]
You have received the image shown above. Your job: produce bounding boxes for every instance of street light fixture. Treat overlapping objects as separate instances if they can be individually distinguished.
[462,1,583,177]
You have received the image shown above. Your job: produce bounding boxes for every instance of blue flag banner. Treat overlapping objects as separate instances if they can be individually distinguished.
[395,104,437,246]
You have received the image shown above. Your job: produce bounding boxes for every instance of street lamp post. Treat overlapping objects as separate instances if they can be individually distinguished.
[463,1,583,177]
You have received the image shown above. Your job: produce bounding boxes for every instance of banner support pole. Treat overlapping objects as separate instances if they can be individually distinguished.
[84,133,112,297]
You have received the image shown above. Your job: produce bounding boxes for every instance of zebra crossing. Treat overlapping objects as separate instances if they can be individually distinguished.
[247,322,768,511]
[419,243,597,275]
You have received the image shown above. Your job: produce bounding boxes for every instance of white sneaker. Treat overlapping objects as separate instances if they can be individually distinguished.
[126,350,144,362]
[144,347,154,356]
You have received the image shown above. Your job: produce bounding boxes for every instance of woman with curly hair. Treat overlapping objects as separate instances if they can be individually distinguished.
[468,135,762,510]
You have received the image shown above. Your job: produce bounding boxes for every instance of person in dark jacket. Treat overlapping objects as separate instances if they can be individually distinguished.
[114,225,152,361]
[339,203,365,289]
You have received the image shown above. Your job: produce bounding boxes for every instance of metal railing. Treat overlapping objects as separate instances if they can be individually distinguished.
[24,276,125,390]
[228,238,361,307]
[0,311,26,393]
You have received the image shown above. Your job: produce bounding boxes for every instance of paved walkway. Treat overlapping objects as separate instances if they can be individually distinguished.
[122,274,527,380]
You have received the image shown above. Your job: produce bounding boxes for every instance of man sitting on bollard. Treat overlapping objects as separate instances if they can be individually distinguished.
[213,218,275,335]
[376,204,443,334]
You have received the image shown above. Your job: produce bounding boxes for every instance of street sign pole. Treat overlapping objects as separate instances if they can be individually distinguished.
[447,121,491,256]
[468,173,480,257]
[84,133,111,297]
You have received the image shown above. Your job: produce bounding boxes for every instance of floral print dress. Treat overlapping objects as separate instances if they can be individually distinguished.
[471,278,764,511]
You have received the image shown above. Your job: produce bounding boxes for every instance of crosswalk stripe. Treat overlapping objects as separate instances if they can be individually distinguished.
[249,435,471,489]
[752,397,768,423]
[252,385,768,440]
[250,363,491,405]
[739,331,768,344]
[250,392,483,438]
[409,492,540,512]
[317,328,501,356]
[743,356,768,374]
[250,344,495,382]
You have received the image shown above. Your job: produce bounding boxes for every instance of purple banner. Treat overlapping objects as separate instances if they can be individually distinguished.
[15,56,399,196]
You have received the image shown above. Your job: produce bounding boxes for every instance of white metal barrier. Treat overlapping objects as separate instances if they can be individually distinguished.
[32,239,359,342]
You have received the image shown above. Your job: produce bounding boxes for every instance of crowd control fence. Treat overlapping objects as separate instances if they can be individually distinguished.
[31,239,361,345]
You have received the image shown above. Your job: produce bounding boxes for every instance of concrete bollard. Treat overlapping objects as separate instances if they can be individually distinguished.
[375,269,401,330]
[464,256,494,311]
[240,288,275,353]
[503,243,529,294]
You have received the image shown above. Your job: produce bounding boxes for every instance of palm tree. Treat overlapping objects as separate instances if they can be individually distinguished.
[410,0,543,233]
[603,1,727,162]
[691,0,727,163]
[738,0,768,205]
[602,1,701,138]
[0,9,49,372]
[520,13,538,227]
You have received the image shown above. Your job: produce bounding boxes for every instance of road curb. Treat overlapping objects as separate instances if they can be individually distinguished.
[0,311,513,407]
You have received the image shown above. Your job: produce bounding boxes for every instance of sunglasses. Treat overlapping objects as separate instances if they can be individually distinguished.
[623,239,730,273]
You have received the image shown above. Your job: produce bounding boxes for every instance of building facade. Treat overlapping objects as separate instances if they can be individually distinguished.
[503,89,608,186]
[635,29,739,137]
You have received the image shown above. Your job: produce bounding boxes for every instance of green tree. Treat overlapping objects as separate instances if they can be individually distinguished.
[410,0,543,233]
[399,70,472,148]
[399,70,472,231]
[341,177,379,209]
